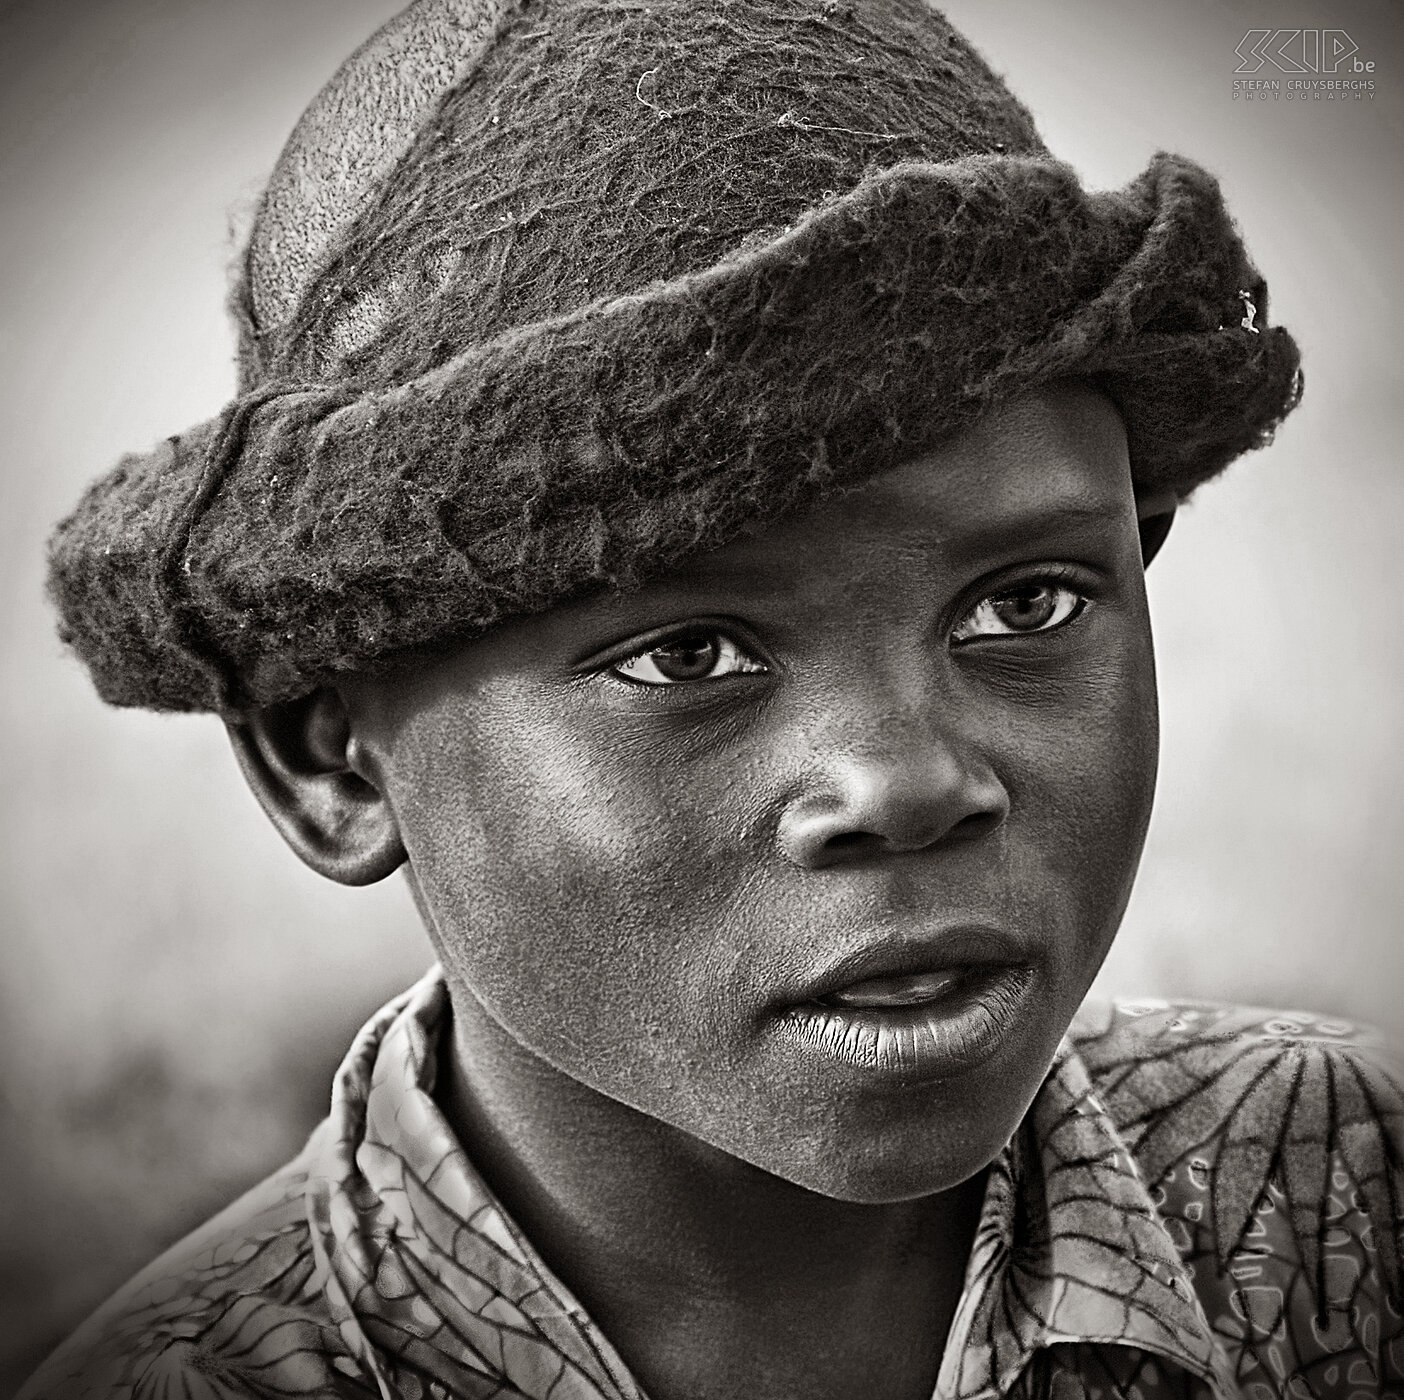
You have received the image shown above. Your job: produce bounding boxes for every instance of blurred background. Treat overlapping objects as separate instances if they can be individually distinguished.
[1,0,1400,1388]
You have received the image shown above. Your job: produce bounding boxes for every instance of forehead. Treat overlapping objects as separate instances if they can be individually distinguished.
[675,382,1132,593]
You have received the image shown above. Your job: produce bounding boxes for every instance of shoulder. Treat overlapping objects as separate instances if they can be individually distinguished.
[17,1122,376,1400]
[1069,999,1403,1192]
[1072,999,1404,1393]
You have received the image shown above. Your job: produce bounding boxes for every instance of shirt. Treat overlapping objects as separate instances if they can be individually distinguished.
[20,969,1404,1400]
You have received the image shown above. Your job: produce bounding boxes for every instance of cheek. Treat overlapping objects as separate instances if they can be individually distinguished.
[1004,633,1159,961]
[390,695,766,1075]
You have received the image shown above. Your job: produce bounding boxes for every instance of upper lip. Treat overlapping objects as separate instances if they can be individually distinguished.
[783,924,1031,1009]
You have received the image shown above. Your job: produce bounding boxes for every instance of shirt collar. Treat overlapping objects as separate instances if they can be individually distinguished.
[937,1042,1235,1399]
[312,967,647,1400]
[311,969,1232,1400]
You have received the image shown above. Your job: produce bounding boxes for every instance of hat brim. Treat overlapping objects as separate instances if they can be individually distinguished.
[49,152,1301,714]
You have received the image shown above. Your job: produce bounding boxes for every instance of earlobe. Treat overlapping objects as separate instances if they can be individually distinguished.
[227,689,406,886]
[1136,489,1177,566]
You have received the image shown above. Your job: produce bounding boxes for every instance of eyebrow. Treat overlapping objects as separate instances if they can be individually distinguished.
[905,494,1125,568]
[635,495,1131,602]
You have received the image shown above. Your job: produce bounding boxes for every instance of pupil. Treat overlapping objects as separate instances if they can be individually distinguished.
[652,636,719,681]
[995,586,1055,630]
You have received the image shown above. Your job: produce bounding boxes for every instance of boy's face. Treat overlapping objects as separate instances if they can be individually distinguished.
[344,383,1159,1201]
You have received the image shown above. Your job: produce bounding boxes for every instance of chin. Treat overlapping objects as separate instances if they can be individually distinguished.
[726,1075,1043,1203]
[786,1151,999,1205]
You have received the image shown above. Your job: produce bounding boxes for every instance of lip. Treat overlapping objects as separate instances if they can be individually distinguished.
[772,925,1036,1082]
[791,923,1029,1006]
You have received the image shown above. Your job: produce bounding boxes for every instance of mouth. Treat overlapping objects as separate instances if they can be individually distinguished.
[774,928,1037,1081]
[816,967,970,1009]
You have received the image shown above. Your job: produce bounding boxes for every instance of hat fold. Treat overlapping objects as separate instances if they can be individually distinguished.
[49,150,1299,714]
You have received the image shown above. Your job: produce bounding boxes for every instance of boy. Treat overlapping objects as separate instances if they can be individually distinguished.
[25,1,1402,1397]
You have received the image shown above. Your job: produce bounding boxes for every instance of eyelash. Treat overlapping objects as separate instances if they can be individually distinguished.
[949,573,1090,645]
[600,570,1093,688]
[610,632,768,687]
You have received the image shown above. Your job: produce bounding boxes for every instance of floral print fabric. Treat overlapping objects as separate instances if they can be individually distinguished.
[20,973,1404,1400]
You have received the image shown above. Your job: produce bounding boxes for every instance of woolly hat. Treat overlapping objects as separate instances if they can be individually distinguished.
[49,0,1301,715]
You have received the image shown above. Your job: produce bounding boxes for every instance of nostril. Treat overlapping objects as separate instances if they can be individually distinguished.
[817,808,1002,859]
[948,810,1003,843]
[824,830,878,852]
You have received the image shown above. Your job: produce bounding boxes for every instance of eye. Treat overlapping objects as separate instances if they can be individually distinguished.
[952,580,1086,643]
[612,631,768,686]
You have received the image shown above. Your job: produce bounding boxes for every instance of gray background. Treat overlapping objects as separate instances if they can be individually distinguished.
[2,0,1401,1387]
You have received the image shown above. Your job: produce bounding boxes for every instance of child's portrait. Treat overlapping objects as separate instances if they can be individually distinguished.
[2,1,1400,1396]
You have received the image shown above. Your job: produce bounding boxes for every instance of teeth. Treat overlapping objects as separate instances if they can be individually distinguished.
[820,968,964,1010]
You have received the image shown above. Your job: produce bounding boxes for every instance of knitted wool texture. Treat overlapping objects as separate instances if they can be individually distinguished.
[49,0,1302,715]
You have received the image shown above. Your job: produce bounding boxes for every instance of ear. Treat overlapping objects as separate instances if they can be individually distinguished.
[1136,488,1177,566]
[227,688,406,886]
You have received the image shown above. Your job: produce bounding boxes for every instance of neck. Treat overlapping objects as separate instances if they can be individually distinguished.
[436,985,987,1400]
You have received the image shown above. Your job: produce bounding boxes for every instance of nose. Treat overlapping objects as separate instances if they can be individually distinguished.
[777,704,1010,869]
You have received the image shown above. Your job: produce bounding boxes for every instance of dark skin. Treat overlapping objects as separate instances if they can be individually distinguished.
[232,384,1173,1400]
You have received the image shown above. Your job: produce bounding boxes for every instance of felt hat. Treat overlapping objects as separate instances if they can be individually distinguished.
[48,0,1301,714]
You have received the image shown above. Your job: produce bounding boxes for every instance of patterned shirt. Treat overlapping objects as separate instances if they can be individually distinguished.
[20,970,1404,1400]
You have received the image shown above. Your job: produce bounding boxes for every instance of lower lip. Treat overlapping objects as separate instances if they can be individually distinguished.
[774,966,1035,1082]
